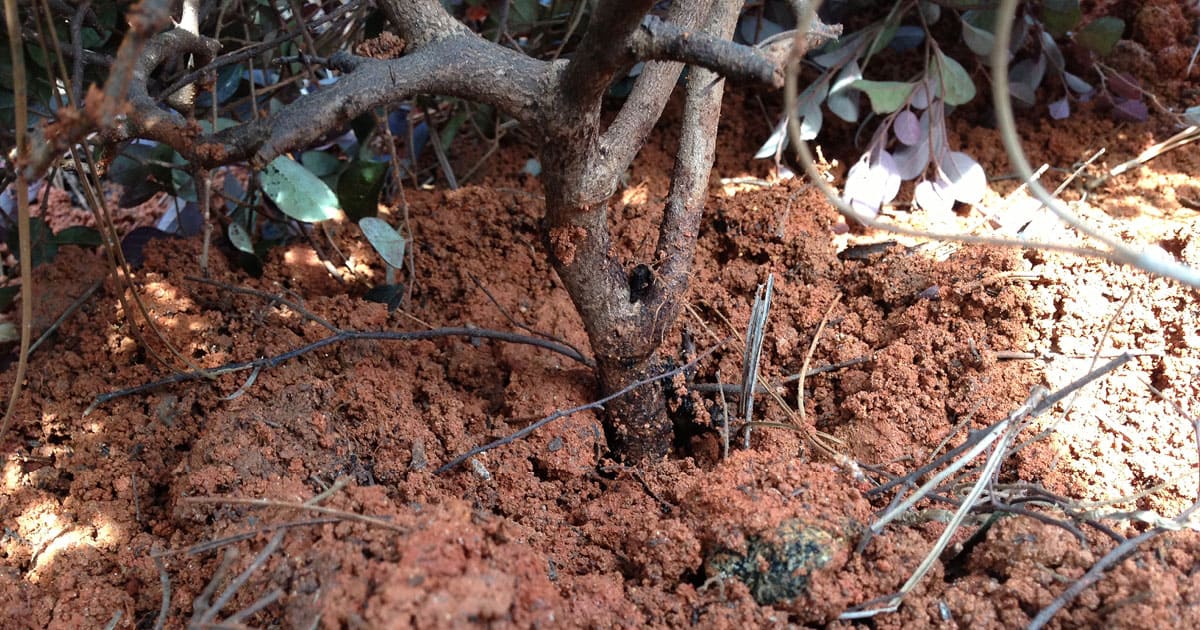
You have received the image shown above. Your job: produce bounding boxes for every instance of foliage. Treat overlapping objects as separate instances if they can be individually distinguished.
[753,0,1139,218]
[0,0,606,303]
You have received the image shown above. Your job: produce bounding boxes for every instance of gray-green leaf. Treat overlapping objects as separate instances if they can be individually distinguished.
[961,10,997,57]
[228,222,255,254]
[851,80,915,114]
[935,51,976,106]
[261,155,340,223]
[1075,17,1124,57]
[360,217,407,269]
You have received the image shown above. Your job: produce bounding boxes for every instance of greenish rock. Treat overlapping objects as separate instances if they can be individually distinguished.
[705,520,839,605]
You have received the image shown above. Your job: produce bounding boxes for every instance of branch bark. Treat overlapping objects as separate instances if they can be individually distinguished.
[102,29,549,169]
[630,14,781,86]
[595,0,709,187]
[18,0,812,463]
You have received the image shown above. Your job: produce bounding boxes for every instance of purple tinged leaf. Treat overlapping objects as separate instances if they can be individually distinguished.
[914,177,955,215]
[1112,98,1148,122]
[961,10,997,57]
[877,150,902,205]
[894,110,935,180]
[1010,55,1047,92]
[1063,72,1094,95]
[843,155,880,211]
[849,198,880,222]
[894,139,931,181]
[842,151,902,215]
[1109,72,1141,100]
[827,61,863,123]
[940,151,987,205]
[893,109,920,145]
[1048,96,1071,119]
[910,78,933,110]
[1008,81,1038,107]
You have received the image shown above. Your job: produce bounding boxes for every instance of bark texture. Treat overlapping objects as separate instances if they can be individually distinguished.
[27,0,829,462]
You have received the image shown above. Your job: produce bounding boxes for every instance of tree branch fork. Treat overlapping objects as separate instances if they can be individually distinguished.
[23,0,838,462]
[30,0,801,180]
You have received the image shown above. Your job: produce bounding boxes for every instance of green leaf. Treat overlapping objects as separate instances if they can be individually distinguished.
[359,217,407,269]
[1041,0,1082,38]
[195,64,244,107]
[935,51,976,106]
[869,20,899,56]
[109,143,175,207]
[7,217,58,267]
[960,10,996,57]
[228,222,255,254]
[53,226,103,247]
[261,155,340,223]
[850,80,914,114]
[301,150,343,177]
[439,110,468,151]
[171,152,198,202]
[1075,17,1124,57]
[337,159,387,221]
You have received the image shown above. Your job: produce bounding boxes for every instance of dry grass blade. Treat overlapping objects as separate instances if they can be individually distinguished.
[843,354,1134,620]
[189,478,351,627]
[1108,125,1200,178]
[739,273,774,448]
[797,294,840,425]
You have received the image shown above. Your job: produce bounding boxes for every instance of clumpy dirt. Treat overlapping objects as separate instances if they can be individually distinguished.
[3,11,1200,630]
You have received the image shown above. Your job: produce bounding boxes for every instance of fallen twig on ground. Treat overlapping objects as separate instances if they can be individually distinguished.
[86,278,595,413]
[842,354,1134,620]
[436,338,730,474]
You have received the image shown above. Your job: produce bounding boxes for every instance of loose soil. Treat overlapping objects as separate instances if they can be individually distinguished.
[2,7,1200,628]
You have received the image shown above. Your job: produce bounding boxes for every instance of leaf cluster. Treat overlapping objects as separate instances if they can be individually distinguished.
[753,0,1143,218]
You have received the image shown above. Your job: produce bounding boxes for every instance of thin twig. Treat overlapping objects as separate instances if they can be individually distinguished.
[179,497,404,533]
[1028,528,1165,630]
[436,337,730,474]
[185,276,341,332]
[467,272,587,361]
[88,325,594,413]
[152,518,340,558]
[153,550,171,630]
[28,279,102,357]
[0,0,36,448]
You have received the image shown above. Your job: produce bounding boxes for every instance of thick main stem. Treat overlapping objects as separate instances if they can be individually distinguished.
[540,0,740,463]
